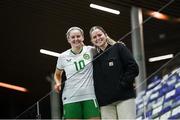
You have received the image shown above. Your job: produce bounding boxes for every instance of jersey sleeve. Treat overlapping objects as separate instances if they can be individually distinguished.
[56,54,64,70]
[86,45,97,56]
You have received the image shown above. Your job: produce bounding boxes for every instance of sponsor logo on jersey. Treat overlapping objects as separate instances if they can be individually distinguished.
[66,59,71,62]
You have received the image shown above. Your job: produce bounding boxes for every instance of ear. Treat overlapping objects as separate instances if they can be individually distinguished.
[90,37,95,44]
[82,36,84,42]
[67,38,71,44]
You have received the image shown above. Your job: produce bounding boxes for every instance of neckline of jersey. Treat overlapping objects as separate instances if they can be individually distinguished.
[70,47,83,55]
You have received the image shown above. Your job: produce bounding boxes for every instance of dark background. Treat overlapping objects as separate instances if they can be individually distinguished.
[0,0,180,118]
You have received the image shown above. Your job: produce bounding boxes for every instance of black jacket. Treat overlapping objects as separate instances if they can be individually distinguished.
[93,43,139,106]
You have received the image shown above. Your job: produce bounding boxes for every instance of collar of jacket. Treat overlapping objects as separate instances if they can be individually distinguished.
[99,44,111,53]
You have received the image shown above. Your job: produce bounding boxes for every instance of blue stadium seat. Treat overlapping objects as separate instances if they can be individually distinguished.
[136,67,180,120]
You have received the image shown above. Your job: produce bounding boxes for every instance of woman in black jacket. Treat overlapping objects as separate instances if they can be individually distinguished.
[89,26,139,119]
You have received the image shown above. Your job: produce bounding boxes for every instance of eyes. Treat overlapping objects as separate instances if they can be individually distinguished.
[70,35,81,39]
[92,33,103,39]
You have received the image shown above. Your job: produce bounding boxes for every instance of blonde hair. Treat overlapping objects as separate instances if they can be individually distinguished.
[66,27,84,39]
[107,36,116,45]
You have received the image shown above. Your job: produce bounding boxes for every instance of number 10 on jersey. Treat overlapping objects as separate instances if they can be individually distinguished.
[74,60,85,71]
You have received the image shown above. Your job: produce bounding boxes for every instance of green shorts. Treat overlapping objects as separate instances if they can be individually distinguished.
[63,99,101,119]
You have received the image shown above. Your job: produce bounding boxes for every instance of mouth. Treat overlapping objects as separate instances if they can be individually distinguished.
[73,41,83,46]
[95,39,103,44]
[73,40,81,44]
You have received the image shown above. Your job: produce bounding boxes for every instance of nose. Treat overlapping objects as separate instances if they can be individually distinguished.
[96,36,101,40]
[74,36,79,41]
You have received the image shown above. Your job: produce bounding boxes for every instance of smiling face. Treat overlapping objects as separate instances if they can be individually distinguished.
[67,29,84,48]
[90,28,107,49]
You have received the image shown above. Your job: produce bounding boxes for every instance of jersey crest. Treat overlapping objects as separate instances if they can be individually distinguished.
[83,53,90,60]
